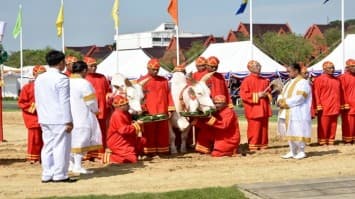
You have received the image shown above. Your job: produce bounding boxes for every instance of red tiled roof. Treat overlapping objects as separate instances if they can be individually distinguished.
[142,47,166,59]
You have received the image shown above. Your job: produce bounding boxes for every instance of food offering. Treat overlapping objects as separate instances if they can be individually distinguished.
[138,114,169,123]
[179,109,216,118]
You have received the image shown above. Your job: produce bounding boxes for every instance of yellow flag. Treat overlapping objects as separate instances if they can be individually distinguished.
[56,4,64,37]
[112,0,119,29]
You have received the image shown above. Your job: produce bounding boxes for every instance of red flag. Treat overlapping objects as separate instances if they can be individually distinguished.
[167,0,178,25]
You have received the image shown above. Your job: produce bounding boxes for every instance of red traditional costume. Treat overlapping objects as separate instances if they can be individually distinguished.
[18,65,46,163]
[194,95,240,157]
[137,58,174,154]
[313,61,341,145]
[240,60,272,150]
[84,57,111,159]
[103,96,145,164]
[206,56,234,108]
[339,59,355,143]
[192,56,208,81]
[64,56,77,77]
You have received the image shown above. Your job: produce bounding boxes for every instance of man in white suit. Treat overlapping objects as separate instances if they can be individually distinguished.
[277,63,312,160]
[35,50,76,183]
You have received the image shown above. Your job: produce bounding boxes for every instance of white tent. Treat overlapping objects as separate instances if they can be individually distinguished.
[309,34,355,72]
[185,41,286,75]
[97,49,170,79]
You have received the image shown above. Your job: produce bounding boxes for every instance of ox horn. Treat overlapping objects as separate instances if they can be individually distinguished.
[200,72,215,83]
[138,77,151,86]
[124,78,133,87]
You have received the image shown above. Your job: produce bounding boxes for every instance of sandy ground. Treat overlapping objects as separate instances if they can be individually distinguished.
[1,111,355,199]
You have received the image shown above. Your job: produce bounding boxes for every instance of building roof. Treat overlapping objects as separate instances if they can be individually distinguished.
[237,23,292,37]
[142,47,166,59]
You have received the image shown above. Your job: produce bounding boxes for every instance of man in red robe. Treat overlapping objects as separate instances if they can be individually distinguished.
[103,95,145,164]
[339,59,355,144]
[18,65,46,163]
[194,95,240,157]
[64,56,77,77]
[84,56,111,159]
[137,58,174,155]
[192,56,208,81]
[313,61,341,145]
[205,56,234,109]
[239,60,272,151]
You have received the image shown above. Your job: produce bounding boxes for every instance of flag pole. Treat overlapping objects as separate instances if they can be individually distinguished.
[61,0,65,53]
[175,0,180,66]
[249,0,253,59]
[341,0,345,73]
[112,0,119,73]
[19,4,23,88]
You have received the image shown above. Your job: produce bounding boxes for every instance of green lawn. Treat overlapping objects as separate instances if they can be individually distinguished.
[2,99,20,112]
[40,186,246,199]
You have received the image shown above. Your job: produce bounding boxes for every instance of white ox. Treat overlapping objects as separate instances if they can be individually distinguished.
[169,71,216,154]
[110,73,149,114]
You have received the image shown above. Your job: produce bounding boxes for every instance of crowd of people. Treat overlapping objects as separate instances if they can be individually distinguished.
[17,49,355,183]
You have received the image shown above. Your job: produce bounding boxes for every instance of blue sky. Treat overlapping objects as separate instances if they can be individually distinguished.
[0,0,354,53]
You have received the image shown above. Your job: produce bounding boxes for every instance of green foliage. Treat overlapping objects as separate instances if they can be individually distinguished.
[183,41,206,64]
[323,28,341,47]
[255,32,313,66]
[40,186,246,199]
[4,48,83,68]
[0,44,8,64]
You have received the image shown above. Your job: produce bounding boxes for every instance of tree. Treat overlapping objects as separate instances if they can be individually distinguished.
[254,32,313,66]
[183,41,206,65]
[4,48,82,68]
[324,28,341,48]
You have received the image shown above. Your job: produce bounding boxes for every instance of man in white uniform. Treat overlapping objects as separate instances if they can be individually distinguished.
[277,63,312,160]
[69,61,102,174]
[35,50,75,183]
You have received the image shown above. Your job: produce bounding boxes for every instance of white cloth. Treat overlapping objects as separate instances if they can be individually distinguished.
[70,76,102,153]
[35,67,72,181]
[277,76,312,143]
[41,124,71,181]
[35,68,72,124]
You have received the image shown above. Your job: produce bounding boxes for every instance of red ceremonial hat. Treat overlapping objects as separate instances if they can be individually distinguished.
[345,58,355,67]
[147,58,160,69]
[195,56,207,66]
[173,64,186,72]
[112,95,129,107]
[213,95,226,103]
[65,56,78,64]
[247,60,260,70]
[322,61,334,69]
[83,56,97,65]
[207,56,220,67]
[33,65,46,76]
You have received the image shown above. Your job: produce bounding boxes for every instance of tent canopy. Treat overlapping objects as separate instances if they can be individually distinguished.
[97,49,170,79]
[185,41,286,78]
[309,34,355,73]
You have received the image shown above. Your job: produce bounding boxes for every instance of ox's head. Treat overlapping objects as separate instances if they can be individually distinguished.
[184,72,216,113]
[111,73,149,114]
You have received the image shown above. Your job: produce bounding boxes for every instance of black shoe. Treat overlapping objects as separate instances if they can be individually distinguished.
[41,179,53,183]
[53,178,78,183]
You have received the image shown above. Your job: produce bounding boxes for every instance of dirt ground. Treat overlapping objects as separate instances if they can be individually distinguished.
[1,111,355,199]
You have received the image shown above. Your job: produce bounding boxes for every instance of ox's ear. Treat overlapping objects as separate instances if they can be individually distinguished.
[200,72,215,83]
[138,77,151,86]
[124,78,133,87]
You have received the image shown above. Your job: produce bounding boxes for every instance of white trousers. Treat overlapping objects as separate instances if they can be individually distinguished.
[288,141,305,154]
[40,124,71,181]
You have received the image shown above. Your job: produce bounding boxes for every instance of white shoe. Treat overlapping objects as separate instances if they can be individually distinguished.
[281,152,295,159]
[293,152,306,159]
[68,161,74,172]
[72,167,94,174]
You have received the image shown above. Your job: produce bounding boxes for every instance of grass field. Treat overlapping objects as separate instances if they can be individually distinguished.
[40,186,246,199]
